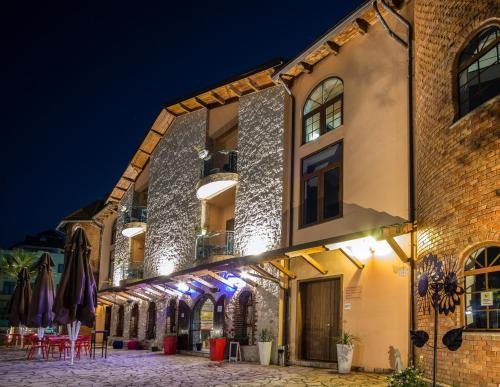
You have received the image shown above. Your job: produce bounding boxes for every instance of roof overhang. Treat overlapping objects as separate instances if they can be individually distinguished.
[98,222,413,304]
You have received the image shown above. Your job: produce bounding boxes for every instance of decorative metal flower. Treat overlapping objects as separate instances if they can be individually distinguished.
[417,254,443,314]
[410,330,429,348]
[442,326,465,351]
[438,255,464,315]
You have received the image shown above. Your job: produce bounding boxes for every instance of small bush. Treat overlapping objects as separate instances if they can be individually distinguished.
[387,364,425,387]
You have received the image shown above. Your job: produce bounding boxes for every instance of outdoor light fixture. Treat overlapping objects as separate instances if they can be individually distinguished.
[326,236,392,260]
[159,260,174,276]
[198,149,211,160]
[226,274,245,289]
[245,236,269,255]
[121,226,144,238]
[240,271,251,279]
[196,180,238,200]
[177,282,190,293]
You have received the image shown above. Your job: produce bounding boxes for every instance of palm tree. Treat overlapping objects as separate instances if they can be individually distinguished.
[0,249,37,279]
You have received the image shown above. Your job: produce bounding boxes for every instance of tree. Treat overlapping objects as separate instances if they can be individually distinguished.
[0,249,37,279]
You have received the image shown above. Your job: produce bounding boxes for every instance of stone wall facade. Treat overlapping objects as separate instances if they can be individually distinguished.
[113,187,134,286]
[414,2,500,386]
[145,109,207,277]
[234,85,288,256]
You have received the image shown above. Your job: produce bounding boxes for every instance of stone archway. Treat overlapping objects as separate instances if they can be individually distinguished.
[191,295,215,352]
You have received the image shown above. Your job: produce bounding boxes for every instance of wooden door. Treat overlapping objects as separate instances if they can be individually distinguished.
[300,278,341,362]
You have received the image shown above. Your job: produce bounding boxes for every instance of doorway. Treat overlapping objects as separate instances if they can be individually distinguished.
[191,296,215,352]
[299,277,341,362]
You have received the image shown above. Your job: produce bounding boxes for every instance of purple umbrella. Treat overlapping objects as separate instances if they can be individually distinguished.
[28,252,55,353]
[8,267,32,347]
[53,226,97,364]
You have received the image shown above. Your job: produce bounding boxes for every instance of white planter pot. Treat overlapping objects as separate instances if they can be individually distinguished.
[257,341,272,365]
[336,344,354,374]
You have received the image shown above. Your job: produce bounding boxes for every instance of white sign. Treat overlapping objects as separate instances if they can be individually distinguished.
[344,302,352,310]
[481,291,493,306]
[217,305,223,312]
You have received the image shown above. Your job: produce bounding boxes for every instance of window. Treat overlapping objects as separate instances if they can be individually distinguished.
[464,245,500,331]
[303,77,343,143]
[2,281,16,295]
[130,303,139,338]
[234,291,255,345]
[457,25,500,117]
[58,264,64,273]
[301,142,343,227]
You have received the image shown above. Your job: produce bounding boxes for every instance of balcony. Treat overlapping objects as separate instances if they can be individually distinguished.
[196,150,238,200]
[120,262,144,286]
[195,231,235,261]
[122,206,147,238]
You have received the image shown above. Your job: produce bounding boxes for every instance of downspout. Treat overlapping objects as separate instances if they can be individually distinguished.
[373,0,416,365]
[280,76,295,365]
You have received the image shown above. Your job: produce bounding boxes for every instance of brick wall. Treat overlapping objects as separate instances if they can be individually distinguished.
[414,2,500,386]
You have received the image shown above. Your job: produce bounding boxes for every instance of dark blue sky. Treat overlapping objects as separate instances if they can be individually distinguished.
[0,0,362,247]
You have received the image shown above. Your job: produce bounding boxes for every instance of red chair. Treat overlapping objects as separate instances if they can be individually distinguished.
[26,336,47,360]
[76,336,91,358]
[22,334,36,350]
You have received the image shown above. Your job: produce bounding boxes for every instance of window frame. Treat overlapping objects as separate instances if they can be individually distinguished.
[455,25,500,119]
[302,79,344,144]
[463,245,500,332]
[299,141,343,228]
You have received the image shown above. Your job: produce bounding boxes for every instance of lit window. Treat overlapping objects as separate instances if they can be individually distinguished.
[58,264,64,273]
[303,77,343,143]
[457,26,500,117]
[464,245,500,331]
[301,142,343,226]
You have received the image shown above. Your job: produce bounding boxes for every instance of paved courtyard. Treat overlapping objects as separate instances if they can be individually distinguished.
[0,347,388,386]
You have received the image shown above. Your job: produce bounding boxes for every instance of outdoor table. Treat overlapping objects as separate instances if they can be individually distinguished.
[91,330,108,359]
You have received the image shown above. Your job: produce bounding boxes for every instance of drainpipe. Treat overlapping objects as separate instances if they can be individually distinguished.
[373,0,416,366]
[280,76,295,365]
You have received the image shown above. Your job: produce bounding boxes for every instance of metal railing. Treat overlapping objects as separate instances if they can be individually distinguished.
[123,262,144,280]
[195,231,235,260]
[201,150,237,178]
[124,206,147,224]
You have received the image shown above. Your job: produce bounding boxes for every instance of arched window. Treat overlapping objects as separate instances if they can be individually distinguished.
[303,77,343,144]
[130,304,139,338]
[146,302,156,340]
[464,244,500,330]
[116,305,124,337]
[234,291,255,345]
[457,25,500,117]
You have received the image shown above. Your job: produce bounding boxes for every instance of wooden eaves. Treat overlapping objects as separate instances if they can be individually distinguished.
[98,222,413,301]
[106,59,284,205]
[273,0,397,84]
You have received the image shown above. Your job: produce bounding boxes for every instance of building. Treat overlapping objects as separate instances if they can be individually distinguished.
[0,229,66,327]
[413,1,500,386]
[61,0,498,384]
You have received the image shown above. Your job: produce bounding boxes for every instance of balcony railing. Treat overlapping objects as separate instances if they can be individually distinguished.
[195,231,234,260]
[123,262,144,280]
[124,206,147,224]
[201,150,237,178]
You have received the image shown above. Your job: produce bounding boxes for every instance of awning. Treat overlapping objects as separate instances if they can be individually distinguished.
[98,222,413,304]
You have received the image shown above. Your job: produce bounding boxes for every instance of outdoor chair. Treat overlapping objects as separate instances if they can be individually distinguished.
[26,336,47,360]
[46,337,65,359]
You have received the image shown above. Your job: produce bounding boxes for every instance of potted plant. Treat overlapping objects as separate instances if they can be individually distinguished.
[209,332,226,362]
[387,363,425,387]
[257,329,273,366]
[336,332,357,374]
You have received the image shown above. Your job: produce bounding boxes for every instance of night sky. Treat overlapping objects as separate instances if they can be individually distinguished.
[0,0,362,248]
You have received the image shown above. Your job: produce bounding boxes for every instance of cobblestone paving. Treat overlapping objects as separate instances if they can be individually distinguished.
[0,348,388,386]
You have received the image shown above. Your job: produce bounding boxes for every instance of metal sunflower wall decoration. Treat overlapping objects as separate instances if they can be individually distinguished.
[411,253,465,387]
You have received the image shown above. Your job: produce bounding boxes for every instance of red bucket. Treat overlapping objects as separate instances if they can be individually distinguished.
[209,338,226,361]
[163,336,177,355]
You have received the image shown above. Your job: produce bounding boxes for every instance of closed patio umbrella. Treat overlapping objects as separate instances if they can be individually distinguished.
[28,252,55,354]
[8,267,32,347]
[53,226,97,364]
